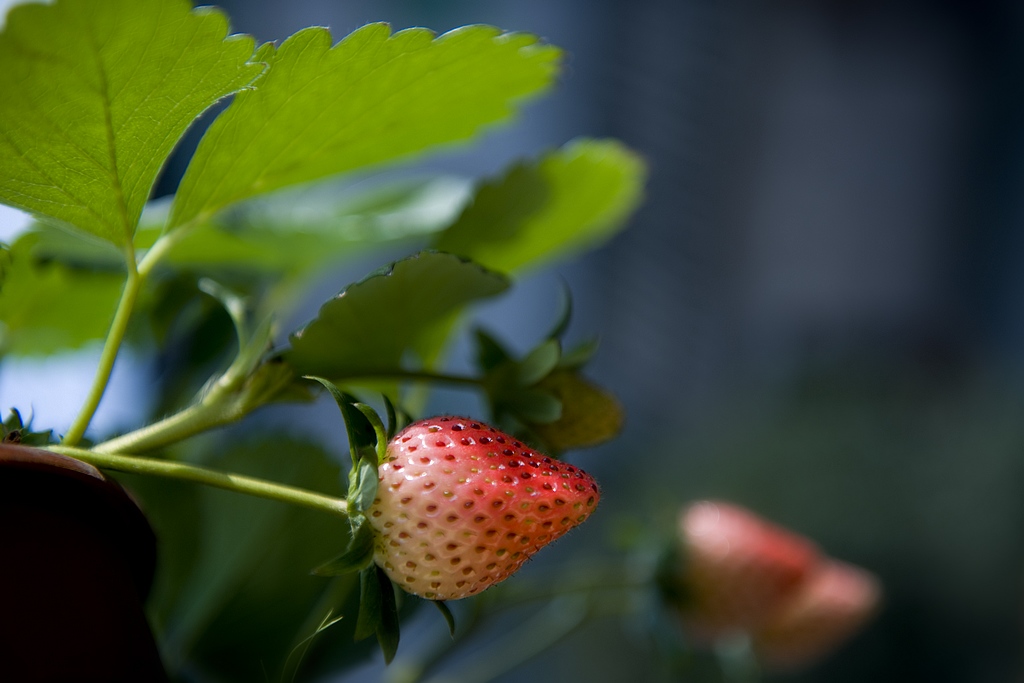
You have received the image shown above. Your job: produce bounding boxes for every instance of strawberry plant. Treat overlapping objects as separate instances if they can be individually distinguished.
[0,0,644,679]
[0,2,886,681]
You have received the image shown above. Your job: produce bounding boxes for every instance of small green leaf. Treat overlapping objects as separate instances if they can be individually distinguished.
[432,600,457,638]
[313,517,375,576]
[434,139,647,273]
[375,565,401,664]
[517,339,561,386]
[170,23,561,230]
[0,0,263,246]
[355,566,382,642]
[286,252,509,380]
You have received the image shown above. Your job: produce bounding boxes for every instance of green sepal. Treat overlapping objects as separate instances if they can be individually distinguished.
[516,339,561,386]
[558,338,600,370]
[353,402,388,465]
[432,600,457,638]
[312,516,375,576]
[474,328,512,373]
[525,371,624,452]
[546,280,574,341]
[304,376,383,513]
[1,408,53,446]
[305,377,379,463]
[383,395,399,440]
[375,565,401,664]
[349,457,379,515]
[502,387,563,424]
[355,566,382,642]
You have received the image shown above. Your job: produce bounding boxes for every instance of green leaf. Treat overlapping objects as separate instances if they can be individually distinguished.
[285,252,509,380]
[225,175,472,245]
[434,138,647,273]
[23,175,468,274]
[314,517,375,576]
[153,177,471,274]
[0,0,262,246]
[375,565,401,664]
[170,23,561,230]
[355,566,382,642]
[0,232,123,355]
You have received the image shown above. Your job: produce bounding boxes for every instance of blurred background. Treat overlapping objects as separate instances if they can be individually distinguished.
[4,0,1024,681]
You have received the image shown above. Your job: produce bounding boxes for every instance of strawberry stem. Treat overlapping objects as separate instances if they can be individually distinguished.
[48,445,349,518]
[336,370,483,388]
[62,228,190,447]
[92,369,483,455]
[62,244,141,446]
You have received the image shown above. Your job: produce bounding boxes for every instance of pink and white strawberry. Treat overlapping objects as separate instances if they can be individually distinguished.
[671,500,820,640]
[753,558,881,670]
[367,416,599,600]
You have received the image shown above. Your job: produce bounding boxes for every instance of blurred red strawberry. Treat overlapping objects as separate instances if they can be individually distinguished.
[671,500,820,640]
[753,558,881,670]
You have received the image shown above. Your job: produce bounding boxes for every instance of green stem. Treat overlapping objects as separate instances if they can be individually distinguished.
[137,228,184,278]
[336,370,483,389]
[95,369,484,455]
[62,247,141,446]
[49,445,349,518]
[93,398,227,454]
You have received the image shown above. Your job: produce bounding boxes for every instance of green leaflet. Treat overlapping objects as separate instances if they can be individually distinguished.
[170,23,561,230]
[285,252,509,381]
[434,138,647,273]
[0,0,262,247]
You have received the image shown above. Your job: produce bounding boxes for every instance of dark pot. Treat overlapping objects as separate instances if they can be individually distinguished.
[0,443,168,682]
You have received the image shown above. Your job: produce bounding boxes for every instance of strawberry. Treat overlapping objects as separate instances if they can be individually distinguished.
[670,500,820,641]
[367,416,599,600]
[753,558,881,670]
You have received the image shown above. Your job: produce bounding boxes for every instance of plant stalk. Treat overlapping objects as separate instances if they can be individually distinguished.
[62,248,141,446]
[93,399,226,455]
[49,445,349,518]
[95,369,484,455]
